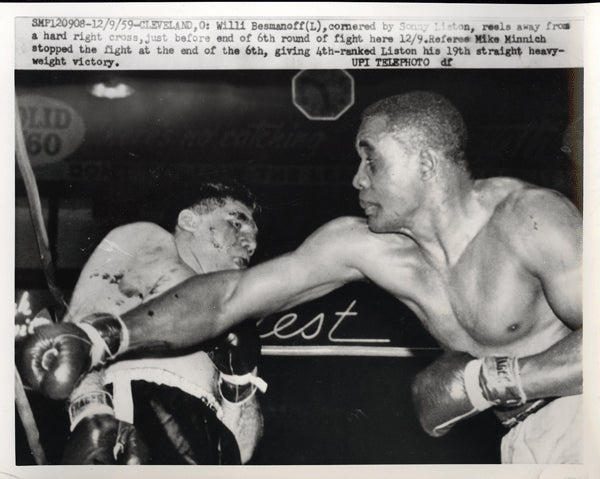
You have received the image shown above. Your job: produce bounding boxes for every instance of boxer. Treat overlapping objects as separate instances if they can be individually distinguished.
[26,181,265,464]
[19,92,582,463]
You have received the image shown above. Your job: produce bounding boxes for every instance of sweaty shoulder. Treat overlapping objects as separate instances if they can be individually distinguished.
[66,222,191,320]
[311,216,370,237]
[297,216,414,280]
[299,216,377,255]
[100,222,176,254]
[491,182,581,235]
[487,181,581,269]
[96,221,189,283]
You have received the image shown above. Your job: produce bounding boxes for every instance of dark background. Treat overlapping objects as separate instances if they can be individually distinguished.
[15,68,582,464]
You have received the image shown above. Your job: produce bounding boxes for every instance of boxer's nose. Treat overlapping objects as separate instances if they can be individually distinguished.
[353,160,370,190]
[239,233,256,257]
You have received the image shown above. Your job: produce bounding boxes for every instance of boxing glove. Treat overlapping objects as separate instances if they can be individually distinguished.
[208,321,267,403]
[17,313,128,400]
[411,352,527,437]
[62,414,149,465]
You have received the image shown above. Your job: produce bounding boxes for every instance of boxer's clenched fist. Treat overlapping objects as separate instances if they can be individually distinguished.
[17,313,128,400]
[209,321,261,376]
[62,415,149,465]
[209,321,267,403]
[412,352,527,437]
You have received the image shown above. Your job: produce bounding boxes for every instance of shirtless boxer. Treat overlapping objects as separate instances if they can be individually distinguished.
[49,181,264,464]
[20,92,582,463]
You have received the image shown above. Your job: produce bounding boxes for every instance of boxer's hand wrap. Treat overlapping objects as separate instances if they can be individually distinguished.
[412,353,527,437]
[78,313,129,365]
[477,356,527,407]
[62,414,149,465]
[17,313,128,400]
[209,321,267,404]
[68,390,115,431]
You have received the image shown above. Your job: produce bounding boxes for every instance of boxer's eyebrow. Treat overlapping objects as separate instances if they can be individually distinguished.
[229,210,257,231]
[231,211,250,223]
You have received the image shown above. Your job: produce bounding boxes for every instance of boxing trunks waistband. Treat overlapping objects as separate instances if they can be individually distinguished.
[104,366,223,424]
[104,366,241,464]
[493,397,557,429]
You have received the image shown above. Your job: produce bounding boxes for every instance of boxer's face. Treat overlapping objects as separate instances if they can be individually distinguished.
[353,115,424,232]
[187,198,258,273]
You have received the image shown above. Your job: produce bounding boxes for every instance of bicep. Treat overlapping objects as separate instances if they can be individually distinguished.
[515,191,582,328]
[540,265,581,329]
[228,252,356,318]
[227,219,366,317]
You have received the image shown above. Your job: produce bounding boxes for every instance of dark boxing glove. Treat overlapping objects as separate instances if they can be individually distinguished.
[62,414,149,465]
[411,352,527,437]
[208,321,267,403]
[17,313,129,400]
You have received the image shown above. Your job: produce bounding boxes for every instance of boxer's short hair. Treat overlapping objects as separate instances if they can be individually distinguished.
[164,179,260,232]
[188,181,260,216]
[362,91,468,170]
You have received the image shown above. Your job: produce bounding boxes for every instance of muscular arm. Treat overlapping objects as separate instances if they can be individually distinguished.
[511,189,582,399]
[121,217,367,352]
[520,329,582,399]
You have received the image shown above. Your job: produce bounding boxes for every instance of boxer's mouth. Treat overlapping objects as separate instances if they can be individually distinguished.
[359,199,377,216]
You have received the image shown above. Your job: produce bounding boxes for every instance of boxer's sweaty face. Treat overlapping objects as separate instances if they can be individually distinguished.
[353,116,423,232]
[190,199,257,273]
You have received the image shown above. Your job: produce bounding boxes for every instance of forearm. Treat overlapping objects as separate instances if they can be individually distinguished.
[68,370,113,430]
[120,253,346,354]
[122,271,246,352]
[519,328,582,399]
[69,370,107,401]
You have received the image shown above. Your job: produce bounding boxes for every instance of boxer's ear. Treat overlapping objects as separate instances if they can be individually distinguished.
[419,148,438,181]
[177,209,199,232]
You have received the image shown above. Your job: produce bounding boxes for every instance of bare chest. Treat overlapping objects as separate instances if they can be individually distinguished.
[442,240,543,348]
[68,240,193,319]
[365,237,561,355]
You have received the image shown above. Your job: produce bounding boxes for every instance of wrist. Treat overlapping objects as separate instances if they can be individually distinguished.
[77,313,129,366]
[68,390,114,431]
[218,367,268,405]
[465,356,527,409]
[219,381,256,404]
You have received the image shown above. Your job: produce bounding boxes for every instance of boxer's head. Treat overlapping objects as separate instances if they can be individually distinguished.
[174,181,259,273]
[353,91,469,232]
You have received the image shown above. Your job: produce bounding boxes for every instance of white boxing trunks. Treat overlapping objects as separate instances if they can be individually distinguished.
[103,351,222,423]
[500,395,582,464]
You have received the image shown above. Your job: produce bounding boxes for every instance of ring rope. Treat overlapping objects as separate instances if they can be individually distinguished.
[260,345,441,357]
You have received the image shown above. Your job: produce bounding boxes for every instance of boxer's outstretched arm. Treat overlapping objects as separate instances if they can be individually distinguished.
[18,218,369,399]
[510,189,582,399]
[122,217,367,352]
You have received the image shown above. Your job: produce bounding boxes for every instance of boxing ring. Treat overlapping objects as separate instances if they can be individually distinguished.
[14,68,580,465]
[261,345,438,357]
[15,106,54,465]
[15,110,440,461]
